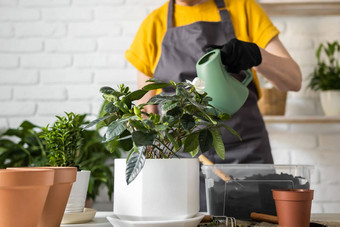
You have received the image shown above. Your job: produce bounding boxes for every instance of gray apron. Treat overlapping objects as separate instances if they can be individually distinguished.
[153,0,273,211]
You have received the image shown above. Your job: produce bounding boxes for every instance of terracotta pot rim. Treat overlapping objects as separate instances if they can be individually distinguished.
[7,167,77,184]
[272,189,314,201]
[0,169,55,187]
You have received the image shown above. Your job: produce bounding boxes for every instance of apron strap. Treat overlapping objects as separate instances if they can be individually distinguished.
[167,0,174,28]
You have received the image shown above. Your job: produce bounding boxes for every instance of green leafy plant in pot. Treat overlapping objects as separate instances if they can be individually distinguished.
[88,78,239,221]
[308,41,340,115]
[40,112,91,214]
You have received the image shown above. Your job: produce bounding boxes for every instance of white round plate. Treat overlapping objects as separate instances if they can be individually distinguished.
[62,208,97,224]
[106,213,205,227]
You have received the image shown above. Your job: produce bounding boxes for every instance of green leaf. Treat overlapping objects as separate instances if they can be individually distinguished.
[209,128,225,160]
[103,119,128,142]
[183,132,199,153]
[199,129,213,153]
[190,146,199,158]
[104,102,119,113]
[220,124,242,141]
[147,94,177,105]
[132,131,157,146]
[176,86,190,98]
[165,131,180,151]
[100,86,124,97]
[142,83,170,91]
[180,114,195,131]
[125,89,148,103]
[85,115,112,129]
[119,130,133,151]
[166,106,183,118]
[129,119,148,132]
[126,146,146,185]
[162,100,179,113]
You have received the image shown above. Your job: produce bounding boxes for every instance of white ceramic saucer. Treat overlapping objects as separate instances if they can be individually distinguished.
[62,208,97,224]
[106,213,205,227]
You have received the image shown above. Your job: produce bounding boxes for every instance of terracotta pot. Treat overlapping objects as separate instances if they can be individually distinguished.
[0,168,54,227]
[272,189,314,227]
[8,167,77,227]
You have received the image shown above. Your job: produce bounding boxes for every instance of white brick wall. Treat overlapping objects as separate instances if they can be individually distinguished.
[0,0,340,213]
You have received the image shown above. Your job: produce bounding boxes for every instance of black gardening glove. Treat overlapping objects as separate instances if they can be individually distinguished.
[205,38,262,74]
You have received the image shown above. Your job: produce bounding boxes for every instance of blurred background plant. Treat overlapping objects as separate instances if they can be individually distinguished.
[0,113,120,201]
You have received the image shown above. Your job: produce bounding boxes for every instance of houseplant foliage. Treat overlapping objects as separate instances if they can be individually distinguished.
[87,78,240,185]
[0,114,117,201]
[308,41,340,91]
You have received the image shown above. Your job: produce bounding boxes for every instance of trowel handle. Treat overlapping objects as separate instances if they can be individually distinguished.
[198,154,231,183]
[241,69,253,86]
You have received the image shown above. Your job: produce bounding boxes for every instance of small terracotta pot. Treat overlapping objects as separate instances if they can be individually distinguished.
[8,167,77,227]
[0,168,54,227]
[272,189,314,227]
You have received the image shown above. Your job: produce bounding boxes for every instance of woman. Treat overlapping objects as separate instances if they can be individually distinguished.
[125,0,302,211]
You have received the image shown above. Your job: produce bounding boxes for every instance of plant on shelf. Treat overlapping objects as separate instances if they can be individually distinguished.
[308,41,340,115]
[87,78,240,185]
[308,41,340,91]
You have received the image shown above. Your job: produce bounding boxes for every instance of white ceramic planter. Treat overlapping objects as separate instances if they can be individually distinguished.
[114,158,199,221]
[65,170,90,213]
[320,90,340,116]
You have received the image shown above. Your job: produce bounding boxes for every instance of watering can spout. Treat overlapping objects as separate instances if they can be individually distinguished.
[196,49,253,115]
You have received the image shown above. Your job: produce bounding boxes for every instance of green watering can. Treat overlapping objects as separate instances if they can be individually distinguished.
[196,49,253,115]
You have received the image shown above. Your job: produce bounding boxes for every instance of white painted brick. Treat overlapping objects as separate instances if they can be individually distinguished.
[0,0,17,6]
[271,148,291,164]
[265,123,290,133]
[0,118,8,133]
[310,202,324,214]
[0,39,43,52]
[15,23,66,38]
[319,134,340,149]
[21,54,72,68]
[291,149,340,166]
[284,16,340,36]
[122,21,142,37]
[37,101,91,116]
[20,0,70,6]
[289,49,317,67]
[45,39,97,53]
[73,0,124,5]
[279,35,313,51]
[67,85,102,100]
[94,69,136,84]
[74,54,125,68]
[0,102,36,116]
[42,8,93,21]
[95,7,147,21]
[313,184,340,202]
[0,87,12,100]
[318,166,340,185]
[285,97,317,116]
[41,69,92,84]
[0,70,38,84]
[270,19,286,34]
[0,23,13,38]
[322,203,340,213]
[68,22,121,37]
[310,167,320,185]
[290,123,340,134]
[8,116,55,128]
[0,54,19,68]
[14,86,67,101]
[0,9,40,21]
[269,133,317,149]
[98,37,133,52]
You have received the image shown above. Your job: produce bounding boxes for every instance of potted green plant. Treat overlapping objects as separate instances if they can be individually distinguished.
[308,41,340,115]
[87,78,239,221]
[40,112,91,214]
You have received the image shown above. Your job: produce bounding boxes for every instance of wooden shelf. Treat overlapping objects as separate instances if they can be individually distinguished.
[263,116,340,124]
[258,0,340,16]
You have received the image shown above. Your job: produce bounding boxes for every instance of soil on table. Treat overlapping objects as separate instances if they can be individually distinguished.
[207,173,310,220]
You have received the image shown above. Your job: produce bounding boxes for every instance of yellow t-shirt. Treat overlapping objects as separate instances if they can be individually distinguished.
[125,0,279,95]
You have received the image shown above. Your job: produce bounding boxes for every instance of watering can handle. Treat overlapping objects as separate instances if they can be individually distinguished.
[241,69,253,87]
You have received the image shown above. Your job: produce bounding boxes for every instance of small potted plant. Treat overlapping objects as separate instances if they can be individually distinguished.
[88,78,238,221]
[308,41,340,115]
[40,112,91,212]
